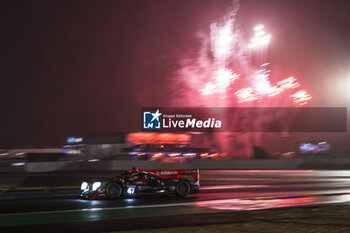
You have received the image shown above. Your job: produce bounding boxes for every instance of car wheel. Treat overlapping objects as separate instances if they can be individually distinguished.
[175,180,191,197]
[106,183,122,199]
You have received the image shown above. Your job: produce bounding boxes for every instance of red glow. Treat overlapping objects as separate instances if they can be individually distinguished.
[127,133,191,144]
[151,153,163,159]
[209,153,219,159]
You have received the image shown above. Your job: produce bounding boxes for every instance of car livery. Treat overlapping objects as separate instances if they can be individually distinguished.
[80,168,200,199]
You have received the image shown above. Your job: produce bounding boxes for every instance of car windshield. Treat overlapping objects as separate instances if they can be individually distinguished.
[128,173,143,181]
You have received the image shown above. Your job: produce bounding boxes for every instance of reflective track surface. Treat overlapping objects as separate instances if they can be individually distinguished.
[1,170,350,232]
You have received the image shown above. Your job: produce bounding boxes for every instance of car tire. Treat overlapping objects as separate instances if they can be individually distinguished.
[175,180,191,197]
[106,183,122,199]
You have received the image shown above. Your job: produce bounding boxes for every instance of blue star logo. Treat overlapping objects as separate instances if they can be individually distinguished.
[143,109,162,129]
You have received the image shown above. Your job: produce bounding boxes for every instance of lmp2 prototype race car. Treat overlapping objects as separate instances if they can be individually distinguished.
[80,168,200,199]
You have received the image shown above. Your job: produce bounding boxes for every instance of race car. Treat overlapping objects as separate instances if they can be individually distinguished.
[80,168,200,199]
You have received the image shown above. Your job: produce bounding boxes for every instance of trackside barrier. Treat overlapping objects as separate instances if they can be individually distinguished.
[2,157,350,173]
[0,185,80,200]
[25,161,71,172]
[24,159,302,172]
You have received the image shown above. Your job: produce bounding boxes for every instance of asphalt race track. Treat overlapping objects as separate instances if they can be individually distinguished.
[1,170,350,232]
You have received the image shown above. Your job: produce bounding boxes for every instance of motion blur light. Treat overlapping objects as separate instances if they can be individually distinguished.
[88,159,100,162]
[11,162,25,166]
[81,182,88,191]
[92,182,101,191]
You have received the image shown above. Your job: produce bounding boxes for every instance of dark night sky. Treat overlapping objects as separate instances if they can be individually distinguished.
[1,0,350,148]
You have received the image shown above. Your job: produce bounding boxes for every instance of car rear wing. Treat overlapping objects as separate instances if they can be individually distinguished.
[129,169,200,182]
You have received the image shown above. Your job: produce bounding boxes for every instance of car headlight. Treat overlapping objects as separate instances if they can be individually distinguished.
[92,182,101,191]
[81,182,88,191]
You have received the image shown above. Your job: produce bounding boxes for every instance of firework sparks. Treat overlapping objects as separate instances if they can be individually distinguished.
[198,81,218,95]
[249,25,271,49]
[253,67,271,95]
[216,68,238,87]
[267,76,300,96]
[267,85,284,97]
[276,76,300,89]
[199,68,240,95]
[290,90,312,105]
[176,1,312,106]
[211,22,235,61]
[210,2,239,64]
[235,87,259,102]
[174,2,313,158]
[233,75,311,105]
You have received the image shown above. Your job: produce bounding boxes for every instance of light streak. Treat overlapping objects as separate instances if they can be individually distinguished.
[198,81,219,95]
[276,76,300,90]
[235,87,259,103]
[290,90,312,105]
[267,85,284,97]
[249,25,271,49]
[267,76,300,96]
